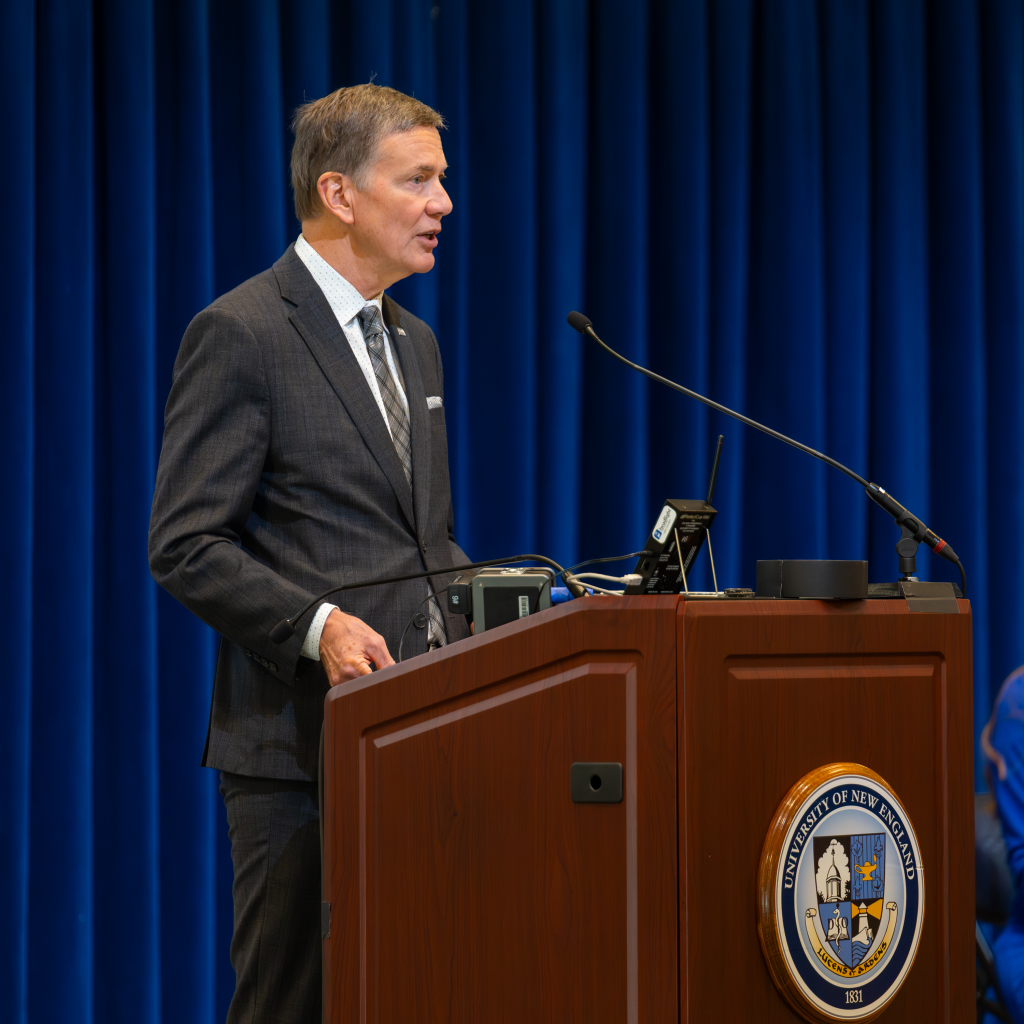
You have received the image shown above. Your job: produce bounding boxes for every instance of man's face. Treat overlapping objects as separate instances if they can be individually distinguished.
[348,126,451,281]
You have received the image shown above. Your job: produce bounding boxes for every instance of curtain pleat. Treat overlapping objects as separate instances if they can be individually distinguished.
[461,0,539,555]
[707,0,754,592]
[581,0,650,557]
[821,0,870,560]
[745,0,828,566]
[210,0,286,294]
[0,1,35,1020]
[536,0,588,562]
[869,0,931,571]
[929,0,991,775]
[153,1,224,1020]
[433,0,471,533]
[981,0,1024,787]
[93,1,160,1019]
[30,0,96,1020]
[648,0,711,588]
[280,0,332,246]
[2,0,1022,1016]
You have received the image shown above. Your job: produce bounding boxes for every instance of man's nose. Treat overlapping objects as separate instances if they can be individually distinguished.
[428,182,453,217]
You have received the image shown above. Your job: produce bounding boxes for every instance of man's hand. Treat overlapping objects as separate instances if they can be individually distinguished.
[319,608,395,686]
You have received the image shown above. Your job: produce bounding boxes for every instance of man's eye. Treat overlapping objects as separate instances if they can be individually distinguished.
[412,176,424,184]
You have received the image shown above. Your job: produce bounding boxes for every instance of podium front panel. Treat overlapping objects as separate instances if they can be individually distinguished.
[323,596,973,1022]
[677,599,974,1023]
[323,599,679,1023]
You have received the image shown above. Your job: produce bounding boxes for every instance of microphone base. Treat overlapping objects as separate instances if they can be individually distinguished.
[868,581,963,601]
[898,579,961,613]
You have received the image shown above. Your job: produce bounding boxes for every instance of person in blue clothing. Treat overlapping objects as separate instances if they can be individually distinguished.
[983,664,1024,1021]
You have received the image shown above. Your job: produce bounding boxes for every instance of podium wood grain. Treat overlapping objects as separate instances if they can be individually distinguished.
[677,599,973,1023]
[323,597,680,1023]
[322,596,973,1023]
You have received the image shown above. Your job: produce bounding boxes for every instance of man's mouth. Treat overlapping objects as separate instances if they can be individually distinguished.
[417,230,439,247]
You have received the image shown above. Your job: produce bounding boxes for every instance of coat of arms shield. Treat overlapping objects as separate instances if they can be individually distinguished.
[813,833,886,968]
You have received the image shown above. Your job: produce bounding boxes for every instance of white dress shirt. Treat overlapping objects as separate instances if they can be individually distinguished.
[292,235,438,661]
[294,233,409,429]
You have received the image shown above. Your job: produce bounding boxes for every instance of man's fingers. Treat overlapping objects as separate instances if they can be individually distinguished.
[368,639,395,669]
[325,652,373,686]
[319,613,395,684]
[357,627,394,669]
[339,645,378,678]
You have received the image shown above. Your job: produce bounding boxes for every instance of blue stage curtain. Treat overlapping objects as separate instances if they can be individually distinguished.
[982,0,1024,803]
[0,2,35,1021]
[1,1,1022,1019]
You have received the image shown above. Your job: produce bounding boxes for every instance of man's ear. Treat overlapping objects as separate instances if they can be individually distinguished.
[316,171,356,225]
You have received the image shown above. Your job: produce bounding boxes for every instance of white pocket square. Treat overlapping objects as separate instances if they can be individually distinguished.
[426,396,443,410]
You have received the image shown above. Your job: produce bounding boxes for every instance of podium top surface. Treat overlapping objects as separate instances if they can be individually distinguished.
[326,592,970,702]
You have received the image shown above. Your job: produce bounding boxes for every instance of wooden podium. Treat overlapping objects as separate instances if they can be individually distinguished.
[322,595,974,1022]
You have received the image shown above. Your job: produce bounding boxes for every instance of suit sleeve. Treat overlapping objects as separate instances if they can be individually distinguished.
[148,305,316,684]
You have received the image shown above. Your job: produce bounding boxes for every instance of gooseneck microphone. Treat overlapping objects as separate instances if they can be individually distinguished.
[566,310,966,598]
[269,553,580,645]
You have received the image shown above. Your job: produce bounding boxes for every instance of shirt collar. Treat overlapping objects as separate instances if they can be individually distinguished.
[294,234,384,327]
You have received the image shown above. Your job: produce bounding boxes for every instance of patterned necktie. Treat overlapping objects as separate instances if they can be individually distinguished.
[357,305,413,487]
[356,305,446,647]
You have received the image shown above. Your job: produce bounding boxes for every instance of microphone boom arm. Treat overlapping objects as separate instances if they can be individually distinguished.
[567,312,966,598]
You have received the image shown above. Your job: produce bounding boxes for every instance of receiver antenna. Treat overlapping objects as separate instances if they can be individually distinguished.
[706,435,724,506]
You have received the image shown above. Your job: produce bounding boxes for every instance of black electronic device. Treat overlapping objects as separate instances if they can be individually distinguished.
[755,559,868,600]
[446,570,477,616]
[624,499,717,595]
[447,566,554,632]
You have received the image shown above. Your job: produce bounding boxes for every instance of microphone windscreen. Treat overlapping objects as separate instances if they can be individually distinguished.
[566,310,592,334]
[270,619,295,644]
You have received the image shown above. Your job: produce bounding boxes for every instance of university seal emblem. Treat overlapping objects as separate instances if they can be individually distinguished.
[757,764,924,1022]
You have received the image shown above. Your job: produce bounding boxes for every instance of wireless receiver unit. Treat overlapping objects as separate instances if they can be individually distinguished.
[625,499,717,595]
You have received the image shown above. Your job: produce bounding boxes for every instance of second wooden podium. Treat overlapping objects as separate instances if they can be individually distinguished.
[321,595,973,1022]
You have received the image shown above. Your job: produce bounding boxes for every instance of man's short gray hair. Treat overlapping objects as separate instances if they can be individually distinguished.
[290,83,446,222]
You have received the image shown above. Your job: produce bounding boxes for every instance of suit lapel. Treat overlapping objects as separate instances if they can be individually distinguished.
[283,273,416,529]
[383,295,433,537]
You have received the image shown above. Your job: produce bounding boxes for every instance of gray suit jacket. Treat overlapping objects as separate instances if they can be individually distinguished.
[149,245,470,782]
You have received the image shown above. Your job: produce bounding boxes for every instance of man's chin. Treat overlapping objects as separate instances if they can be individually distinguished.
[408,253,436,275]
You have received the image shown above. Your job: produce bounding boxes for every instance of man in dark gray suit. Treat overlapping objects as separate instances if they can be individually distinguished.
[149,83,468,1022]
